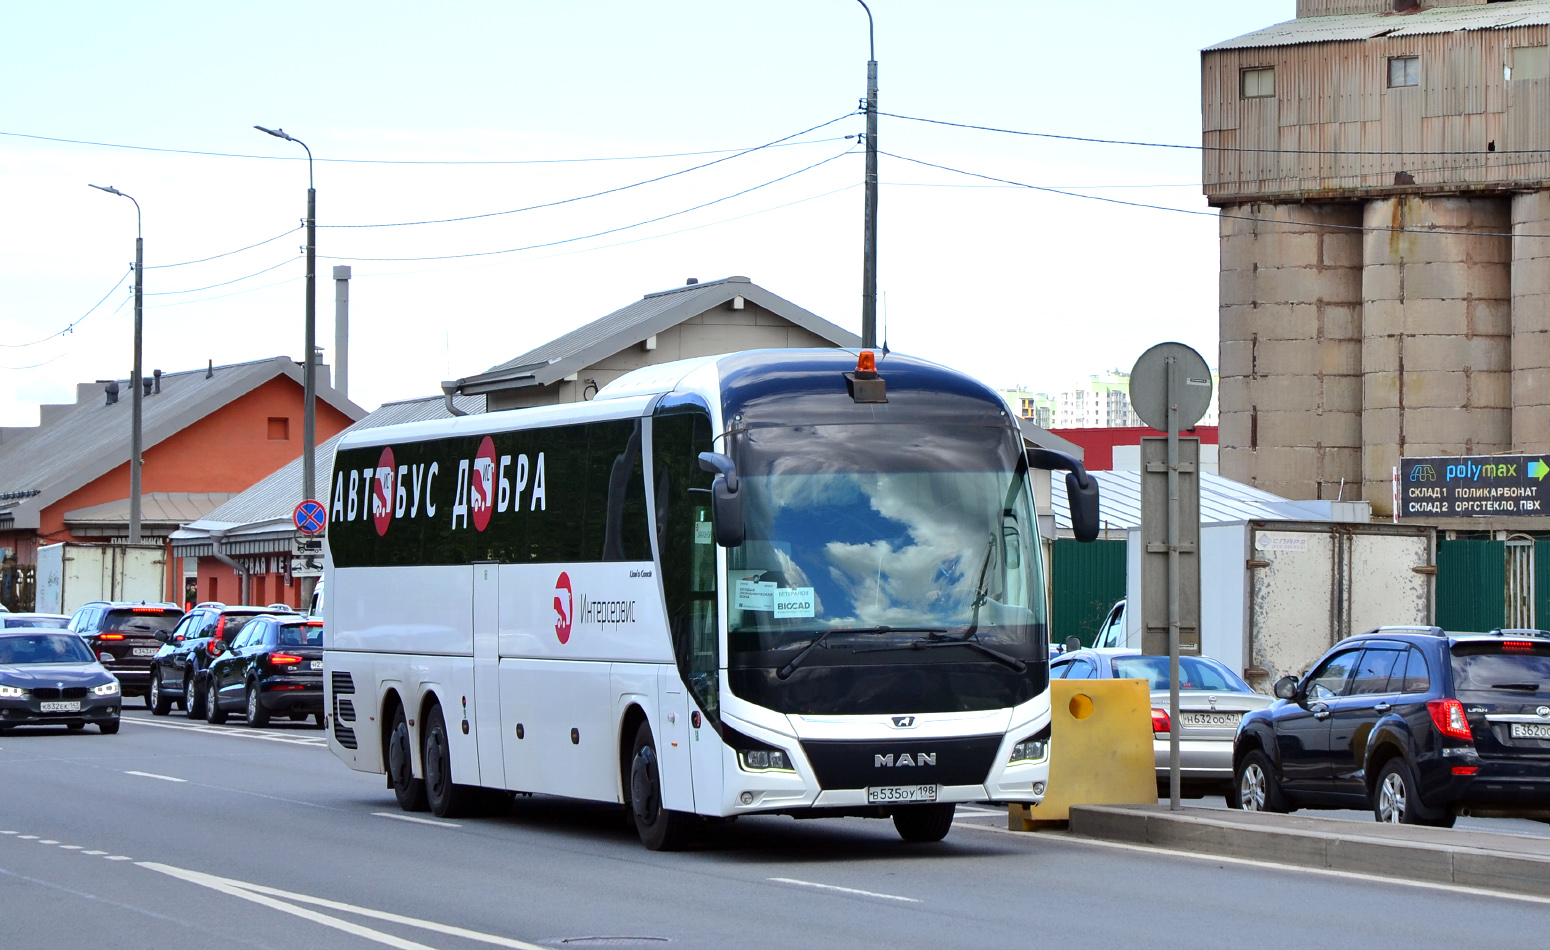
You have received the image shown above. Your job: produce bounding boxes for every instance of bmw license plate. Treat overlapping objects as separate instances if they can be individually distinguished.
[131,647,158,657]
[310,661,323,671]
[40,701,80,713]
[867,784,938,804]
[1511,723,1550,739]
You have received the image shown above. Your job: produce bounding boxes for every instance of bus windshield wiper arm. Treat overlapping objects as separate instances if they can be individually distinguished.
[777,626,947,680]
[854,634,1027,673]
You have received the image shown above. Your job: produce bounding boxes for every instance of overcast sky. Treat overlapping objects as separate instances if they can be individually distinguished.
[0,1,1292,425]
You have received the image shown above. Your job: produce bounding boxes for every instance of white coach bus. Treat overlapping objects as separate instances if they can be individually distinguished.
[323,349,1099,849]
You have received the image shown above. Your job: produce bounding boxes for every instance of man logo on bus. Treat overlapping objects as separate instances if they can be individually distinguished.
[554,572,573,644]
[372,446,396,537]
[472,436,497,532]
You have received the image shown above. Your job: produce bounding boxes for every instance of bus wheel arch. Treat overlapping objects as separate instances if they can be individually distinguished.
[382,689,427,812]
[618,703,649,805]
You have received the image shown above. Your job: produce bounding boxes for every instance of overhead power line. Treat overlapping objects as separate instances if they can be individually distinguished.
[144,256,298,295]
[0,128,850,165]
[324,113,857,228]
[879,110,1550,158]
[145,227,301,269]
[878,149,1550,240]
[1,268,131,348]
[321,146,859,263]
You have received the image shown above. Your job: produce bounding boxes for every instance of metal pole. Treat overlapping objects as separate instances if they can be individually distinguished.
[1166,355,1181,810]
[858,0,878,349]
[130,229,143,544]
[333,265,351,398]
[304,181,316,504]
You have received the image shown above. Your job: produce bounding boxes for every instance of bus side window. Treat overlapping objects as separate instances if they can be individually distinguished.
[652,408,720,728]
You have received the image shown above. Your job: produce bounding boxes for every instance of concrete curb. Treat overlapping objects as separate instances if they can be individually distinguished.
[1068,805,1550,897]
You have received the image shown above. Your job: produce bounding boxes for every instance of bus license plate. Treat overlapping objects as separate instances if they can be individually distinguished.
[310,661,323,671]
[867,784,938,804]
[1511,723,1550,739]
[40,701,80,713]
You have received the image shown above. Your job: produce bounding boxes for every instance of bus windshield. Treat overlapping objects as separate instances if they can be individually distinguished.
[725,423,1047,714]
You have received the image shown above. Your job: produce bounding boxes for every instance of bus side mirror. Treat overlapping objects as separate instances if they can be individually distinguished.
[697,452,745,547]
[1026,448,1102,543]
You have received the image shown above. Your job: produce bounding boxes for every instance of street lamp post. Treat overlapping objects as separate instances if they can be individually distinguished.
[254,126,317,506]
[857,0,878,349]
[88,184,144,544]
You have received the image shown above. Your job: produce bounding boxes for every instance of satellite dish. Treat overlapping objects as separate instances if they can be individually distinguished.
[1128,342,1212,432]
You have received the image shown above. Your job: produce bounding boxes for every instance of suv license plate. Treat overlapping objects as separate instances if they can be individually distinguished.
[867,785,938,804]
[131,647,158,657]
[1511,723,1550,739]
[1181,712,1241,727]
[40,701,81,713]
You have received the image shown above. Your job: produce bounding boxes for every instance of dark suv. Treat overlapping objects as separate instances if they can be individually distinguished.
[69,602,184,704]
[147,603,284,718]
[1233,626,1550,826]
[205,614,324,727]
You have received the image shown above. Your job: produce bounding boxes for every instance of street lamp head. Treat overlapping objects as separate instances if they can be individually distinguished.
[88,183,123,197]
[254,125,294,142]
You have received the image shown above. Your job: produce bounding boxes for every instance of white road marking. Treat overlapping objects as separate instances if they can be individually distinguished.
[140,862,547,949]
[82,850,107,855]
[39,840,58,844]
[767,877,920,903]
[122,716,326,746]
[0,831,16,835]
[17,836,37,840]
[59,845,81,850]
[952,820,1550,908]
[125,770,187,783]
[105,856,132,861]
[372,812,461,828]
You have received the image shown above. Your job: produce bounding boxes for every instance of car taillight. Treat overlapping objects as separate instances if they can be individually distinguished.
[1151,708,1170,734]
[1428,699,1472,740]
[1503,641,1535,652]
[1452,766,1479,776]
[97,634,125,641]
[270,654,304,665]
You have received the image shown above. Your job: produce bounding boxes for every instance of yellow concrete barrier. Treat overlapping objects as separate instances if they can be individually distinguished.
[1009,678,1156,830]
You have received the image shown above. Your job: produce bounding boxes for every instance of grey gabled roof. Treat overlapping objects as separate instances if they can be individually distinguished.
[446,276,861,396]
[1016,418,1084,461]
[1208,1,1550,51]
[1050,469,1363,531]
[0,357,365,531]
[171,393,484,555]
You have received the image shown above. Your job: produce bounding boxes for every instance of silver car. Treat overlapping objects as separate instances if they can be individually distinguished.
[1051,648,1274,796]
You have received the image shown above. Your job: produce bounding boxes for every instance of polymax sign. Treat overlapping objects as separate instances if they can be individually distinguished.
[1399,455,1550,518]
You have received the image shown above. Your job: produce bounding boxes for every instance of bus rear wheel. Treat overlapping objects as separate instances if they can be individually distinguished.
[629,722,693,851]
[388,707,427,812]
[423,704,477,819]
[892,804,956,843]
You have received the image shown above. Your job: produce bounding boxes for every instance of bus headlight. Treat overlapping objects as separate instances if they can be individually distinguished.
[739,749,794,772]
[1009,736,1049,764]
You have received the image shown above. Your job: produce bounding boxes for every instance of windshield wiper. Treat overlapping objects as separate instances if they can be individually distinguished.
[854,633,1027,673]
[777,626,947,680]
[1490,683,1542,691]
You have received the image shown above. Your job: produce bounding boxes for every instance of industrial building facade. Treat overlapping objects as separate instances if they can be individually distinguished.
[1204,0,1550,517]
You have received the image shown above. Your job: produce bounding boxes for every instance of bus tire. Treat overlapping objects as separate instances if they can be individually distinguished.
[629,722,693,851]
[388,707,428,812]
[423,704,477,819]
[892,804,956,843]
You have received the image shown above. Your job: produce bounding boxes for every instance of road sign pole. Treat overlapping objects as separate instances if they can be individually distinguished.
[1166,356,1182,811]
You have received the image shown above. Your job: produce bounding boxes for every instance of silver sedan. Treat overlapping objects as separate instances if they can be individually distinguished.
[1051,648,1273,796]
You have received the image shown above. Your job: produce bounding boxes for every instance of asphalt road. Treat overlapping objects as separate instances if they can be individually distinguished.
[2,709,1548,950]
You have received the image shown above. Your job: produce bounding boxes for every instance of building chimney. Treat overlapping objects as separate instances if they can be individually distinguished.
[686,277,698,285]
[152,369,162,394]
[333,265,351,398]
[104,381,119,406]
[206,359,213,379]
[142,377,153,397]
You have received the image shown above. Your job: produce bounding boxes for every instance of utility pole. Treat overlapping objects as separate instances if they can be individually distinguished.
[858,0,879,349]
[89,184,144,543]
[255,126,317,503]
[333,265,351,398]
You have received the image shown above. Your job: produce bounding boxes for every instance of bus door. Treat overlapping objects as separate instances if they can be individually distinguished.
[472,562,505,788]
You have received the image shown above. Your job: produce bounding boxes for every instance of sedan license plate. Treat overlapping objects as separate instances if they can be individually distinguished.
[40,701,81,713]
[131,647,159,657]
[310,661,323,671]
[1180,712,1241,727]
[867,784,938,804]
[1511,723,1550,739]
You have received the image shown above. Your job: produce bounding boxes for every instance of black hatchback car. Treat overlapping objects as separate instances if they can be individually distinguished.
[1233,626,1550,826]
[69,602,183,704]
[146,603,280,718]
[205,615,324,727]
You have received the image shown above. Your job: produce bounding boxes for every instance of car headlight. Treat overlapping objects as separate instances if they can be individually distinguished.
[1009,736,1049,764]
[738,749,794,772]
[92,681,120,697]
[0,685,23,699]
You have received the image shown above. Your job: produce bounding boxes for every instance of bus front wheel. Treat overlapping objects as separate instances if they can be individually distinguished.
[388,707,428,812]
[892,804,956,843]
[629,722,693,851]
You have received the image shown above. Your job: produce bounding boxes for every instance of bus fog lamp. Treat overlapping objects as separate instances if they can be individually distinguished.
[1009,737,1048,764]
[740,792,755,805]
[739,749,793,771]
[1032,782,1046,796]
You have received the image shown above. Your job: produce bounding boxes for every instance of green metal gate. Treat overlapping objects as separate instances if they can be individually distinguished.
[1051,539,1126,648]
[1436,538,1504,632]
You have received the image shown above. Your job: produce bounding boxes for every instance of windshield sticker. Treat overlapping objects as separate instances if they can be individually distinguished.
[694,521,714,545]
[773,587,816,619]
[735,579,777,612]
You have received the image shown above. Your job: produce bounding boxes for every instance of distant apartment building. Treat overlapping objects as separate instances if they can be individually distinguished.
[1003,370,1218,430]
